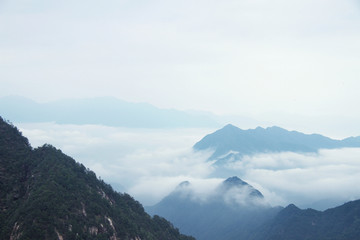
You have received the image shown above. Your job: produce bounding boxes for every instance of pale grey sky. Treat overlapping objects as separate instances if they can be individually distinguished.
[1,0,360,134]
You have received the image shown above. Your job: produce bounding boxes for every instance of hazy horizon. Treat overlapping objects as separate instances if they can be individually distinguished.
[2,95,360,139]
[2,0,360,212]
[1,0,360,132]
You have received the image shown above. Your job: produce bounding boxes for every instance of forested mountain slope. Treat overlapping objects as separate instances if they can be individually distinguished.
[250,200,360,240]
[0,117,194,240]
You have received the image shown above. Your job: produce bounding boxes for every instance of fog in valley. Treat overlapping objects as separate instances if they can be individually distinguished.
[18,122,360,210]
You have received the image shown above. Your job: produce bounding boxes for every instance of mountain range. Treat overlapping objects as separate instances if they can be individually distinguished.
[0,117,194,240]
[194,124,360,163]
[0,96,220,128]
[250,200,360,240]
[147,177,360,240]
[146,176,282,240]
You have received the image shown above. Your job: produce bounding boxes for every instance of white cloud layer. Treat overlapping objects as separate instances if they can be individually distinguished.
[229,149,360,209]
[18,123,215,205]
[18,123,360,209]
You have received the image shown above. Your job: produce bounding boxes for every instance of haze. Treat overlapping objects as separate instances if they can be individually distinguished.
[2,0,360,132]
[17,123,360,210]
[2,0,360,209]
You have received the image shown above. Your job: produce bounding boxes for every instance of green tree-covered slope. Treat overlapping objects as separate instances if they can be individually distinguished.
[0,117,194,240]
[250,201,360,240]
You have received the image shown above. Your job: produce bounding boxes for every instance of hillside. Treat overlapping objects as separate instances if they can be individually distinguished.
[0,117,194,240]
[250,200,360,240]
[146,177,282,240]
[194,124,360,162]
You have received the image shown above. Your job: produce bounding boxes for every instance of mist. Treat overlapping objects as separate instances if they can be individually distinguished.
[18,123,360,209]
[18,122,215,205]
[224,148,360,209]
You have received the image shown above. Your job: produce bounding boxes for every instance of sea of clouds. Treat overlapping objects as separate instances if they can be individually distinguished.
[19,123,360,209]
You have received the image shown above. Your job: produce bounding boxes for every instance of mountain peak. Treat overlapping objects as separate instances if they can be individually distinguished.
[223,124,239,129]
[223,176,248,187]
[282,203,301,214]
[220,176,264,200]
[265,126,287,132]
[177,181,191,189]
[219,124,242,133]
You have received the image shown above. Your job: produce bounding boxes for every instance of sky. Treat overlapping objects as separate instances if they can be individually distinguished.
[1,0,360,125]
[2,0,360,209]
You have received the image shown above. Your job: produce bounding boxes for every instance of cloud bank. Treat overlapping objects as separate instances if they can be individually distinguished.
[19,123,360,209]
[19,123,215,205]
[228,149,360,209]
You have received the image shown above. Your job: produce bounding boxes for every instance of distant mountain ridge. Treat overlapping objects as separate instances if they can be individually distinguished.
[194,124,360,161]
[146,176,282,240]
[250,200,360,240]
[0,96,220,128]
[147,175,360,240]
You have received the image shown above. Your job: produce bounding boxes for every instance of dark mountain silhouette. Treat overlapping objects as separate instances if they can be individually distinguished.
[147,174,360,240]
[250,200,360,240]
[0,117,194,240]
[146,176,282,240]
[0,96,220,128]
[194,124,360,162]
